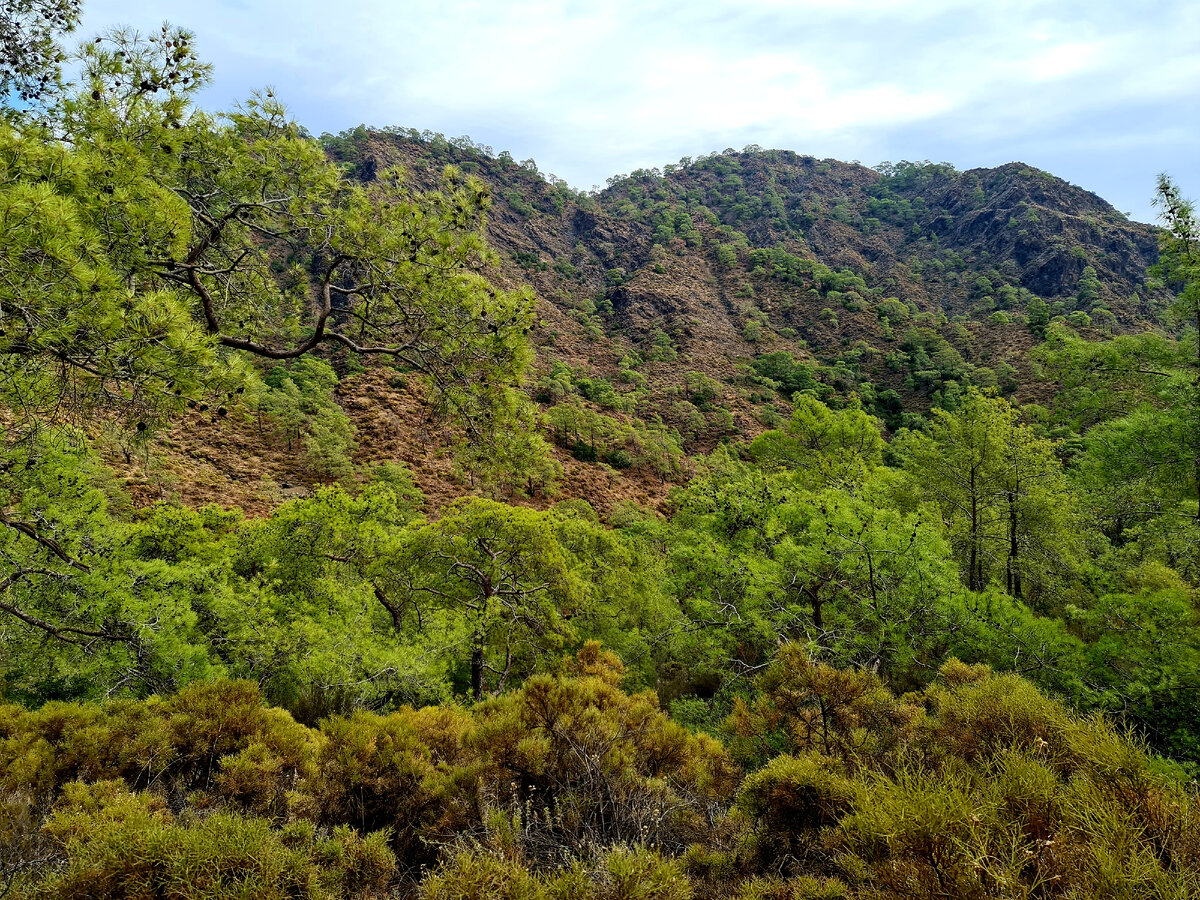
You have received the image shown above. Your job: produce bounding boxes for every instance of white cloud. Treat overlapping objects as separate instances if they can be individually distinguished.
[75,0,1200,219]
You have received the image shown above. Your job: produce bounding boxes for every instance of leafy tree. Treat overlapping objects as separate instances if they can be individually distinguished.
[750,351,815,397]
[899,389,1079,599]
[1076,265,1102,308]
[0,92,237,437]
[765,486,958,683]
[260,358,356,479]
[0,21,552,657]
[668,454,960,687]
[1,22,538,451]
[230,477,443,708]
[684,371,721,408]
[0,0,79,108]
[669,400,706,444]
[1038,324,1200,534]
[453,392,560,498]
[380,499,580,701]
[0,440,241,702]
[1155,175,1200,345]
[748,395,883,487]
[1072,565,1200,760]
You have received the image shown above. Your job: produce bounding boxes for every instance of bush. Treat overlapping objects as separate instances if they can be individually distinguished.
[604,448,633,469]
[737,753,856,832]
[468,643,738,855]
[572,441,599,462]
[296,705,478,865]
[421,851,546,900]
[36,781,395,899]
[735,876,849,899]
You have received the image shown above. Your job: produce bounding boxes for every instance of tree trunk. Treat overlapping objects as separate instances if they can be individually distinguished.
[471,638,484,703]
[807,586,824,630]
[969,466,982,592]
[1007,490,1022,599]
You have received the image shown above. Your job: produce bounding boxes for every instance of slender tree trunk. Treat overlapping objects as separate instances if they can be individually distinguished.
[1007,490,1022,599]
[471,581,495,702]
[969,466,982,592]
[471,637,484,703]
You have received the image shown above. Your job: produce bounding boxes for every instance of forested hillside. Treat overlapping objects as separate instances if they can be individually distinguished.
[1,3,1199,898]
[132,123,1176,512]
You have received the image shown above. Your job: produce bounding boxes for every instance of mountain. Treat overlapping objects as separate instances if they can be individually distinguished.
[123,130,1172,514]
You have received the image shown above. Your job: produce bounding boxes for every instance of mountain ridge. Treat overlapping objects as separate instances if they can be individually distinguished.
[116,129,1174,515]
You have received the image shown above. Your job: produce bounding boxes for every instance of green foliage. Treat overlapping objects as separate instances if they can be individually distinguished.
[1070,566,1200,760]
[0,441,244,701]
[748,396,883,486]
[455,391,562,498]
[646,328,679,362]
[470,642,737,855]
[4,644,1198,899]
[262,358,356,479]
[1036,321,1200,559]
[1026,296,1052,336]
[667,455,959,689]
[0,0,80,108]
[737,752,855,831]
[729,650,1200,899]
[874,298,910,322]
[0,21,560,697]
[897,389,1080,601]
[4,16,1200,897]
[39,796,390,900]
[0,23,540,480]
[750,352,816,398]
[379,499,580,701]
[422,846,692,900]
[544,401,683,481]
[745,249,866,298]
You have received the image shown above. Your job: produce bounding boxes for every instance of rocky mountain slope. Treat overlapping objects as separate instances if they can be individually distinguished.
[120,130,1172,514]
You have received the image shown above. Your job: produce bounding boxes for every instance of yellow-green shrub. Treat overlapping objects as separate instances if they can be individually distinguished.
[734,876,849,900]
[34,781,395,899]
[295,704,479,865]
[725,647,921,771]
[469,643,738,854]
[420,846,692,900]
[420,851,547,900]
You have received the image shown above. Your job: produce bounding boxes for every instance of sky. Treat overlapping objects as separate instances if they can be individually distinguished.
[77,0,1199,223]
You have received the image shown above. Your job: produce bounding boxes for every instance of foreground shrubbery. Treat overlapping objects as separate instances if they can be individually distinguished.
[2,643,1195,898]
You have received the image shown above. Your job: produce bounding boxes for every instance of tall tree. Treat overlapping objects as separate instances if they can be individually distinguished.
[2,23,538,443]
[899,389,1078,599]
[0,23,545,660]
[1152,175,1200,520]
[378,500,579,701]
[748,395,884,487]
[1038,322,1200,538]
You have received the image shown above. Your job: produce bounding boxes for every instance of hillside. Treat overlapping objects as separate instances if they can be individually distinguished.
[6,53,1192,714]
[111,130,1173,514]
[9,11,1200,899]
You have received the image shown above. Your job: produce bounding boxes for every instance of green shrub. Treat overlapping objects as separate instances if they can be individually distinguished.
[297,705,478,864]
[420,852,547,900]
[36,781,395,899]
[737,753,856,832]
[735,876,849,900]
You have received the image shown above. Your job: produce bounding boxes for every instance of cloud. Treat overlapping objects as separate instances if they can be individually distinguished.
[76,0,1199,220]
